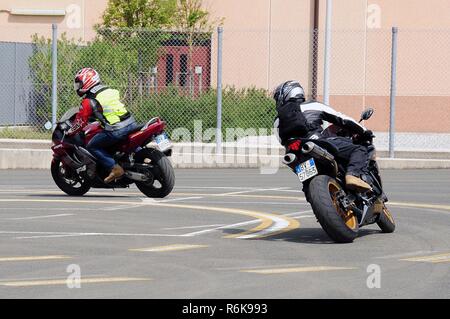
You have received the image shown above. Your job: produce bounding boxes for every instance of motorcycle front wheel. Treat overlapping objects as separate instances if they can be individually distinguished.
[377,205,396,233]
[51,159,91,196]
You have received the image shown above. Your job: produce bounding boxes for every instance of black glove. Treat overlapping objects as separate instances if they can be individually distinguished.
[362,129,375,141]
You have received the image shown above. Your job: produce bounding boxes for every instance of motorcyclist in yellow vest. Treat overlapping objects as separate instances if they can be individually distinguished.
[68,68,139,183]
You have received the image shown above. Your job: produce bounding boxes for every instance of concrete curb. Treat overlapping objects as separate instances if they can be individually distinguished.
[1,146,450,170]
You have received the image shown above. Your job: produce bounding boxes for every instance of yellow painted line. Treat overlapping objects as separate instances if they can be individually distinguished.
[431,259,450,264]
[0,255,71,262]
[225,216,300,239]
[173,192,307,201]
[154,203,300,239]
[252,221,301,239]
[1,190,449,211]
[0,198,299,240]
[130,244,208,252]
[0,277,150,287]
[224,218,274,239]
[400,252,450,263]
[388,201,450,212]
[240,266,357,274]
[0,190,307,201]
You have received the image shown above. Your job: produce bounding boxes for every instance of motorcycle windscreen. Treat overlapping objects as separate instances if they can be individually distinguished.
[59,107,79,123]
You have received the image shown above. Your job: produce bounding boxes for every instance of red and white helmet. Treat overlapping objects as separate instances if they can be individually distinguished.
[74,67,101,96]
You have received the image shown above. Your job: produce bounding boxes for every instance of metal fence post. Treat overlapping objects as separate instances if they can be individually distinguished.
[389,27,398,158]
[51,23,58,128]
[14,43,17,126]
[216,26,223,154]
[323,0,332,105]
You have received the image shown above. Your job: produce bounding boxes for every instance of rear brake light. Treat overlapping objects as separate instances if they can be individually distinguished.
[288,140,301,151]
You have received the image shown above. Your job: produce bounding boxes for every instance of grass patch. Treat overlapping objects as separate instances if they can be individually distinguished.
[0,127,52,140]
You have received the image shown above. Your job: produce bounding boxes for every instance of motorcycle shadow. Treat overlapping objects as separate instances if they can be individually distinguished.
[222,227,381,244]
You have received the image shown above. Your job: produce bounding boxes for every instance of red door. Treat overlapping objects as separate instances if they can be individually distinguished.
[157,41,211,95]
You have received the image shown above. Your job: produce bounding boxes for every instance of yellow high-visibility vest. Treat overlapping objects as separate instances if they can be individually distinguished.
[95,88,128,125]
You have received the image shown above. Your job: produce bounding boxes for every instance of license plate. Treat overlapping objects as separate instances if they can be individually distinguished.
[155,133,172,152]
[295,158,318,182]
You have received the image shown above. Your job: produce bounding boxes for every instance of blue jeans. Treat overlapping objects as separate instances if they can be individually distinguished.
[87,123,139,170]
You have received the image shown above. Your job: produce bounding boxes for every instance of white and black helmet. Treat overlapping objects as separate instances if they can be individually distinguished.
[273,80,305,109]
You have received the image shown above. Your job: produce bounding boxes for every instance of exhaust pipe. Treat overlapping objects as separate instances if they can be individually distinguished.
[124,170,150,182]
[302,142,335,162]
[282,153,297,165]
[302,141,338,176]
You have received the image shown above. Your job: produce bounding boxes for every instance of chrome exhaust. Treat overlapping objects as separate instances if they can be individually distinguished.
[302,141,338,176]
[282,153,297,165]
[124,170,150,182]
[302,142,335,162]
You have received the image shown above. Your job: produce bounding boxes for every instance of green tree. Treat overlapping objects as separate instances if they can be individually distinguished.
[100,0,177,28]
[97,0,178,98]
[174,0,223,96]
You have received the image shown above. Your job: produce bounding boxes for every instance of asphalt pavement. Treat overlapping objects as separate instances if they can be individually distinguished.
[0,168,449,298]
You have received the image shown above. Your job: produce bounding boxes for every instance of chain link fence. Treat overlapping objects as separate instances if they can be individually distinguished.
[0,25,449,153]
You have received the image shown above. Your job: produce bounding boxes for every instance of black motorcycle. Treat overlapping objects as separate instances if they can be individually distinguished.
[282,108,395,243]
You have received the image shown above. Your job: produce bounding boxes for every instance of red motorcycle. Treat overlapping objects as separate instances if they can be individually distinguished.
[51,107,175,198]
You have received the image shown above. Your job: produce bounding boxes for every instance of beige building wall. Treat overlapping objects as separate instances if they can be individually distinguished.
[1,0,449,132]
[0,0,107,42]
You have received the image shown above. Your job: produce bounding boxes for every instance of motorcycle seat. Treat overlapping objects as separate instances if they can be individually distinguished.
[129,124,145,135]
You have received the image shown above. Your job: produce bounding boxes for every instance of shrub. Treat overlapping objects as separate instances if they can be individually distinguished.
[27,32,276,141]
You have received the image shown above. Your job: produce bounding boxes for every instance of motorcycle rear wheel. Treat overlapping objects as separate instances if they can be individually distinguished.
[308,175,359,243]
[134,148,175,198]
[51,159,91,196]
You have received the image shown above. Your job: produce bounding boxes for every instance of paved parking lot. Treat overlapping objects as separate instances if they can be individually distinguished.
[0,169,449,298]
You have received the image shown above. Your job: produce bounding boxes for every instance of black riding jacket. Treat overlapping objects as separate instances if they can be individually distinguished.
[274,100,367,145]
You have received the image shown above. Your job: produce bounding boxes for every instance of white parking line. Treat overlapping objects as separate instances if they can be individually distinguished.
[137,196,205,204]
[175,186,261,190]
[217,187,290,196]
[0,208,97,211]
[182,211,312,237]
[101,204,143,211]
[235,215,290,239]
[0,231,184,239]
[163,224,225,230]
[164,200,310,206]
[182,220,263,237]
[157,196,203,203]
[0,198,302,240]
[130,244,209,252]
[6,214,74,220]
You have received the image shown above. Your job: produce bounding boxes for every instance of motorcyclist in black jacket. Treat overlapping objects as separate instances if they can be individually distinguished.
[273,80,373,192]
